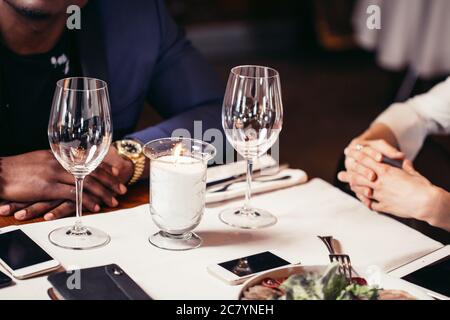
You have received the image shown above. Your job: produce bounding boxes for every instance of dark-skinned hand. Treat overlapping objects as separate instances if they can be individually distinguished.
[0,147,133,221]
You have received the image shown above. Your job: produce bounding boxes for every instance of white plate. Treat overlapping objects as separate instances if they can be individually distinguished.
[238,265,432,300]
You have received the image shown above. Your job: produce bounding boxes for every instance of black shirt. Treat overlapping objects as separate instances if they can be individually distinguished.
[0,31,81,156]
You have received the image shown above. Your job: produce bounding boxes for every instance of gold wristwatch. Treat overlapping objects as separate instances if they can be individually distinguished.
[113,139,146,185]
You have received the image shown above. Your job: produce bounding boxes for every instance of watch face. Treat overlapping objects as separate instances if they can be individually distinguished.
[120,140,142,156]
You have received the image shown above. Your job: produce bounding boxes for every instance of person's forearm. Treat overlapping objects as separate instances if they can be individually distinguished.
[429,187,450,232]
[358,123,399,149]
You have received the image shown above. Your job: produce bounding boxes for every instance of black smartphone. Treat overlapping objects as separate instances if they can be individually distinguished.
[0,228,60,279]
[208,251,292,285]
[382,157,403,168]
[401,255,450,299]
[0,269,12,288]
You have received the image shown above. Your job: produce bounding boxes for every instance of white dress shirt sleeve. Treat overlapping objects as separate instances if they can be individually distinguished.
[373,77,450,160]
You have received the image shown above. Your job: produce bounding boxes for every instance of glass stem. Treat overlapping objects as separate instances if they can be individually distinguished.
[74,176,85,232]
[243,158,253,212]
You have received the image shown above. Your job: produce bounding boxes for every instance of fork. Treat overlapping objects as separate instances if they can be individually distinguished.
[330,254,353,282]
[318,236,353,281]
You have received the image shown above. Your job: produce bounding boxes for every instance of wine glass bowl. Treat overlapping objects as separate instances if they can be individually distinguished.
[47,77,112,250]
[220,65,283,229]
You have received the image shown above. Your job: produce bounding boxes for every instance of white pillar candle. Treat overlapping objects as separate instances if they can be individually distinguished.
[150,155,207,234]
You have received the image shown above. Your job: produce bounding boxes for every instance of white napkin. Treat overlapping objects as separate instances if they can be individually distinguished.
[206,168,308,204]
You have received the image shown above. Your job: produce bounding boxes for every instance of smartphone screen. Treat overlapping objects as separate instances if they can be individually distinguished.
[219,251,290,277]
[0,270,12,287]
[402,255,450,297]
[0,229,53,271]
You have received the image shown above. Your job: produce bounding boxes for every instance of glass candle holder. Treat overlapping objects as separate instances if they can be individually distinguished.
[144,138,216,250]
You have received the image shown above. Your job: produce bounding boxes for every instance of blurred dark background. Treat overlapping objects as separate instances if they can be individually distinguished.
[138,0,450,189]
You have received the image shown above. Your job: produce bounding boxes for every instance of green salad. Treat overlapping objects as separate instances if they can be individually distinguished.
[242,263,381,300]
[279,264,379,300]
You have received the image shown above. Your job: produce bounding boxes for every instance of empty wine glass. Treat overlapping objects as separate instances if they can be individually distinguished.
[220,65,283,229]
[48,77,112,250]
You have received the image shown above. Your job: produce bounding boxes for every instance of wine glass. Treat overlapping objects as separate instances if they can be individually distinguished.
[48,77,112,250]
[219,65,283,229]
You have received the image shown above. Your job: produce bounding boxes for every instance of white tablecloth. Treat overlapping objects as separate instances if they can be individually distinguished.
[0,179,443,300]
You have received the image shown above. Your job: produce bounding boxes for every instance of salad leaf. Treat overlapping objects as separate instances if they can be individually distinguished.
[280,273,324,300]
[337,284,379,300]
[321,263,349,300]
[277,263,380,300]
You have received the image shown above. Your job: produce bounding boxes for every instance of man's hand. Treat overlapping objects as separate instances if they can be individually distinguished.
[0,148,131,221]
[98,147,134,186]
[0,200,76,221]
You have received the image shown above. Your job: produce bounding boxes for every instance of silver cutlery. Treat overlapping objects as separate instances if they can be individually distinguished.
[206,164,289,193]
[208,174,292,193]
[318,235,353,282]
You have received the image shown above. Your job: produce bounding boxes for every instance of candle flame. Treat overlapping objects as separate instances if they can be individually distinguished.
[173,143,183,163]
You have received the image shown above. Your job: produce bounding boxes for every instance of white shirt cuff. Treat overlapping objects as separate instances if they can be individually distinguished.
[373,103,429,160]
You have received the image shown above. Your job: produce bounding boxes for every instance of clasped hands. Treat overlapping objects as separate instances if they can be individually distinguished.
[0,147,134,221]
[337,138,438,224]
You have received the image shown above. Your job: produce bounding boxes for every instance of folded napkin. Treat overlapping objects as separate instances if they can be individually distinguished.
[206,167,308,204]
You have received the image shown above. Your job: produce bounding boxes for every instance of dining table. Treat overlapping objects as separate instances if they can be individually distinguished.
[0,177,443,300]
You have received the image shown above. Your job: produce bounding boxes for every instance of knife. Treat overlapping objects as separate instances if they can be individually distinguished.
[206,164,289,190]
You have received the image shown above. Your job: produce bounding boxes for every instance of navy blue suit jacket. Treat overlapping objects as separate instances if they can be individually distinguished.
[78,0,223,143]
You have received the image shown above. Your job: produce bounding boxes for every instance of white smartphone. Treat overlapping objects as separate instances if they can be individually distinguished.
[207,251,294,285]
[389,245,450,300]
[0,227,60,279]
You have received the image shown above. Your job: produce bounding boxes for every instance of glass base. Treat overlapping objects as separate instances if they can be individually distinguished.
[149,231,202,251]
[219,207,277,229]
[48,224,110,250]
